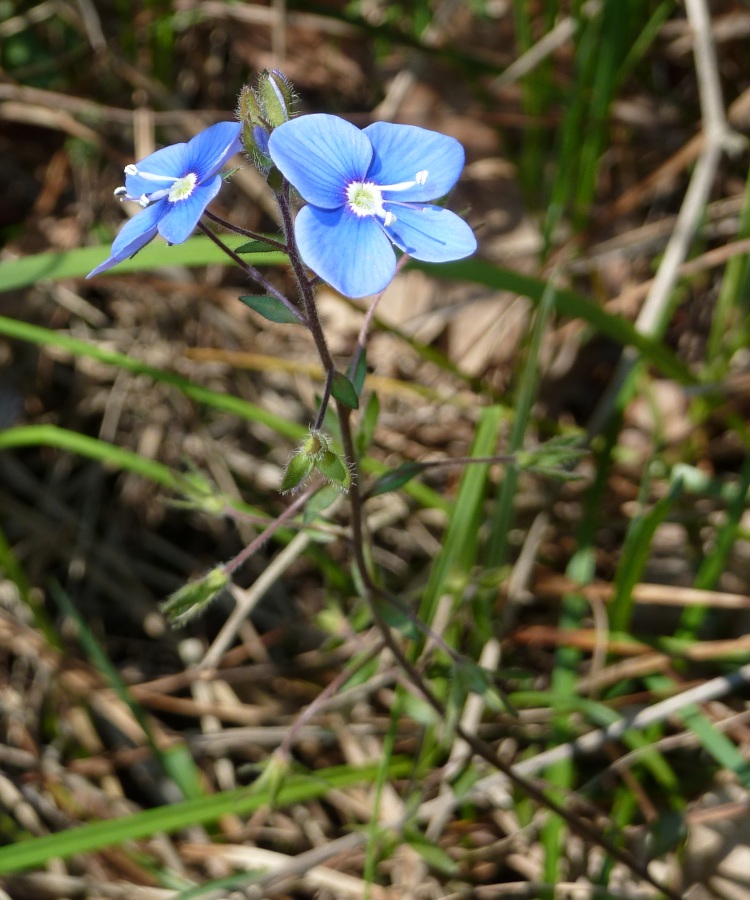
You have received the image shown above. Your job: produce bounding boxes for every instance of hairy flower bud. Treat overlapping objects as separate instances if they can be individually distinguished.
[257,69,295,128]
[237,71,297,173]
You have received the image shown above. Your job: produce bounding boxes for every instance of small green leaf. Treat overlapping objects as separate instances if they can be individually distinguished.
[404,831,459,874]
[331,371,359,409]
[303,484,341,523]
[235,240,282,254]
[357,391,380,455]
[377,598,420,640]
[366,461,425,498]
[239,294,301,324]
[349,348,367,395]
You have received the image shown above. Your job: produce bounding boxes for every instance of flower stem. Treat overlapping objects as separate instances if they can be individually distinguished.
[276,183,336,422]
[203,209,288,252]
[221,482,319,579]
[197,221,306,326]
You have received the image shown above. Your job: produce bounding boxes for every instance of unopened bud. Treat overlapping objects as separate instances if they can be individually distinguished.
[160,566,230,628]
[258,69,295,128]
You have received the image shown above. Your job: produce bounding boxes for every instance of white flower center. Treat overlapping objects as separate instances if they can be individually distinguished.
[168,173,197,202]
[346,182,386,219]
[121,164,198,207]
[345,170,429,226]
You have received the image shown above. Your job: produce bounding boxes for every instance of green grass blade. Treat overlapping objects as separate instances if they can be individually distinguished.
[0,236,286,293]
[609,474,683,634]
[416,404,505,630]
[0,315,304,441]
[487,273,557,564]
[0,424,188,490]
[49,582,205,802]
[0,759,412,875]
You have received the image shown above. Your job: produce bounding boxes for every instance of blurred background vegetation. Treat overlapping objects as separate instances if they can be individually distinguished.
[2,1,750,897]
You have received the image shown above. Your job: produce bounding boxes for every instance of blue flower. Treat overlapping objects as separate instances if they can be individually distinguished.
[268,114,476,298]
[87,121,243,278]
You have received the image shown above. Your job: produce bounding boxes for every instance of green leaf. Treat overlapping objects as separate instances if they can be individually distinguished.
[302,484,342,523]
[377,598,420,640]
[331,371,359,409]
[349,348,367,395]
[239,294,302,324]
[357,392,380,456]
[404,831,459,874]
[235,239,282,255]
[366,462,426,498]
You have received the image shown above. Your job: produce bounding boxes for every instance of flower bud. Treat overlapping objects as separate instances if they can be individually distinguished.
[237,71,296,173]
[160,566,230,628]
[257,69,295,128]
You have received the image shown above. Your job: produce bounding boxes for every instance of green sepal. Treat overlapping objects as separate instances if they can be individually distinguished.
[239,295,301,325]
[281,452,315,493]
[331,371,359,409]
[317,450,350,490]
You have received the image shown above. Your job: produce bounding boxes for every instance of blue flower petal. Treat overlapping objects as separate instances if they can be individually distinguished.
[85,201,165,277]
[185,121,243,182]
[295,204,396,298]
[269,114,373,209]
[157,178,222,244]
[125,143,188,199]
[364,122,465,204]
[384,205,476,263]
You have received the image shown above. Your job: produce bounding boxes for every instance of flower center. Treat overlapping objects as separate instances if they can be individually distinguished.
[168,173,197,202]
[345,171,429,226]
[121,164,198,207]
[346,181,386,219]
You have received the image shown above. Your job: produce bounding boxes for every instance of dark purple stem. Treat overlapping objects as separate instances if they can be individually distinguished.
[203,209,288,252]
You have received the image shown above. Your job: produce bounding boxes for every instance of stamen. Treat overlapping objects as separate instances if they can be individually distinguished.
[383,211,396,227]
[113,187,128,197]
[379,171,429,193]
[124,164,179,185]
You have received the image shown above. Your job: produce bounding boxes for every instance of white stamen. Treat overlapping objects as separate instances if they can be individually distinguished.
[379,171,429,193]
[383,211,396,227]
[114,186,128,197]
[124,164,179,185]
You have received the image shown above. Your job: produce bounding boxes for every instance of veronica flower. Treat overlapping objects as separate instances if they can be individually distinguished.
[87,121,243,278]
[268,114,476,298]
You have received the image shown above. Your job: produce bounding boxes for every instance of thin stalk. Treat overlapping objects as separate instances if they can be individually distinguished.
[197,221,306,325]
[221,483,319,578]
[203,209,288,252]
